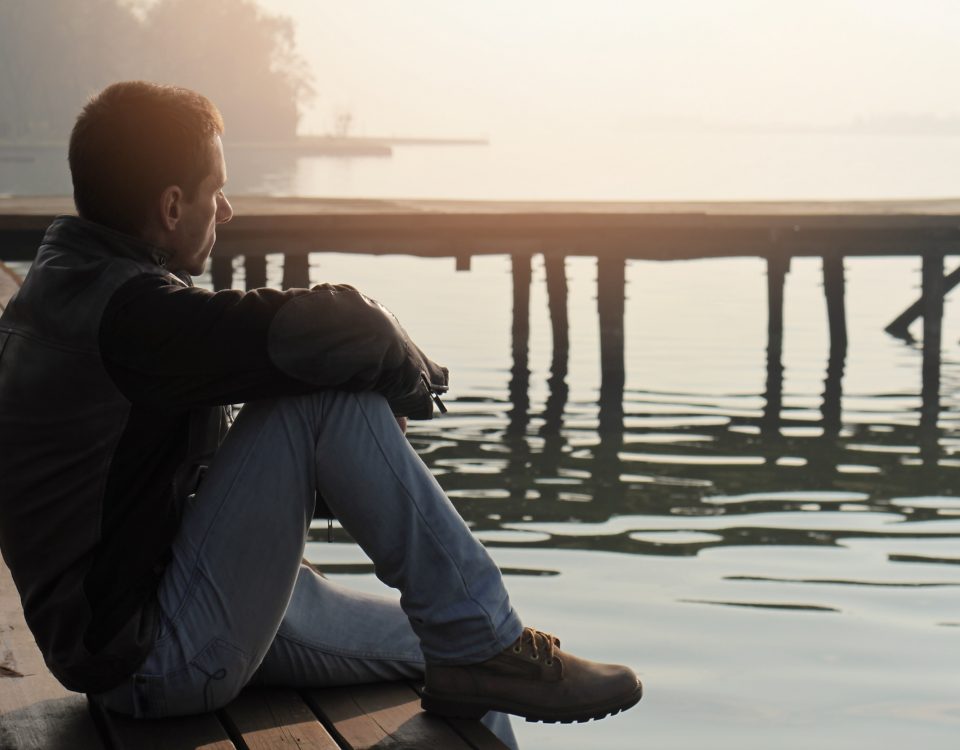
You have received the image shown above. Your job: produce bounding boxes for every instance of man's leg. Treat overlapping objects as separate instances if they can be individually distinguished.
[95,389,640,725]
[308,393,641,724]
[309,390,522,663]
[96,390,521,717]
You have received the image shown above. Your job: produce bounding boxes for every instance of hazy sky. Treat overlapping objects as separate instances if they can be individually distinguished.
[256,0,960,138]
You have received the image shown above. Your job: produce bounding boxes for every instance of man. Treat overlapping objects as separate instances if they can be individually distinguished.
[0,81,641,726]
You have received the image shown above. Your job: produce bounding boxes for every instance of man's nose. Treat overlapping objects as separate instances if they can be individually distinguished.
[216,194,233,224]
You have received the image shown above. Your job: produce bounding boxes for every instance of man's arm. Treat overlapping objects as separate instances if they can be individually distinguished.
[99,273,447,416]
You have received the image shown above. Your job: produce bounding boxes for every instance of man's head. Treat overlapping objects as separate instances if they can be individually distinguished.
[69,81,233,274]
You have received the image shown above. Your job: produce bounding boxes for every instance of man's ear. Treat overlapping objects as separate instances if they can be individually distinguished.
[159,185,184,232]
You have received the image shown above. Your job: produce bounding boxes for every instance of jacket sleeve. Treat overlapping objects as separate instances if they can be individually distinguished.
[267,283,448,419]
[99,273,448,417]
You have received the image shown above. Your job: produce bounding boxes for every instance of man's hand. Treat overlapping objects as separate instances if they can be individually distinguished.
[396,416,408,434]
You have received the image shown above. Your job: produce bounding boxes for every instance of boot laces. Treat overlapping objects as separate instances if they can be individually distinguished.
[512,627,560,665]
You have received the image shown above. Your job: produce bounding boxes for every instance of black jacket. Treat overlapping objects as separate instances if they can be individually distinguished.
[0,215,447,692]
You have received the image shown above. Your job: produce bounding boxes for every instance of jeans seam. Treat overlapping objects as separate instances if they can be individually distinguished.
[162,412,274,631]
[350,392,503,651]
[192,417,272,556]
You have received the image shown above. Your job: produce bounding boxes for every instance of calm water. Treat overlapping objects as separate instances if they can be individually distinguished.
[206,251,957,750]
[6,134,960,748]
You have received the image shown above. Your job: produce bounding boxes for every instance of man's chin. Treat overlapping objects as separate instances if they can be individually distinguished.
[190,246,215,276]
[177,259,206,277]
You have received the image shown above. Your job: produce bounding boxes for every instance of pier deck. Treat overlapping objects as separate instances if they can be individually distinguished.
[4,196,960,267]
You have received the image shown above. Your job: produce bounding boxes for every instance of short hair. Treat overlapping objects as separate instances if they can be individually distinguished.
[69,81,224,236]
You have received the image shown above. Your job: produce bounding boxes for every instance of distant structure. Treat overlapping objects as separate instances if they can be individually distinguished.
[0,0,313,143]
[333,111,354,138]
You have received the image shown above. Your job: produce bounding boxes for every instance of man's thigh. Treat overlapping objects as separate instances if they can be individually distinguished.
[98,396,324,717]
[157,396,320,671]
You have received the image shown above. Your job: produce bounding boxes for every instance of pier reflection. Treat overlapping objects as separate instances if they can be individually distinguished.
[209,249,957,561]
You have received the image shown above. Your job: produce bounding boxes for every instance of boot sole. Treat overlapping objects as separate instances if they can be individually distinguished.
[421,679,642,724]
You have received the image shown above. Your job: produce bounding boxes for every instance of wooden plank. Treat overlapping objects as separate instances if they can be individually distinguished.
[218,687,340,750]
[304,681,488,750]
[0,559,106,750]
[444,717,513,750]
[4,217,960,264]
[885,264,960,339]
[5,197,960,267]
[89,698,236,750]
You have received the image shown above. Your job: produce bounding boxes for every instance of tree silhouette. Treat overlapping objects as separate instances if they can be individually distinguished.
[0,0,141,140]
[0,0,313,142]
[138,0,313,140]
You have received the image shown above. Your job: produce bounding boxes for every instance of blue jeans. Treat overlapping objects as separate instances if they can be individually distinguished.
[94,391,522,742]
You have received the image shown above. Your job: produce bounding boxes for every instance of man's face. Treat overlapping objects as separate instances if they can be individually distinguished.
[168,135,233,275]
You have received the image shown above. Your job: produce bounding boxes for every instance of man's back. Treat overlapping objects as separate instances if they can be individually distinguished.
[0,217,178,691]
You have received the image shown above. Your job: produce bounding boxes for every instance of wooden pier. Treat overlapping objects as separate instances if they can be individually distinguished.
[3,195,956,436]
[0,262,507,750]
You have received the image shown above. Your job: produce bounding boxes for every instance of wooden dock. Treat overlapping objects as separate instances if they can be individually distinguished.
[3,194,959,462]
[0,261,507,749]
[5,196,960,268]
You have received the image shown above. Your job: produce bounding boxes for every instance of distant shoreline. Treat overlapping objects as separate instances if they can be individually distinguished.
[0,134,489,159]
[5,194,960,217]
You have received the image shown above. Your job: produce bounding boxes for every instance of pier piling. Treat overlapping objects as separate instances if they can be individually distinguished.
[508,253,532,436]
[210,254,233,291]
[282,252,310,289]
[245,254,267,290]
[544,253,569,375]
[886,263,960,340]
[762,254,789,435]
[597,255,626,394]
[823,254,847,349]
[820,254,847,439]
[597,255,626,435]
[921,251,944,441]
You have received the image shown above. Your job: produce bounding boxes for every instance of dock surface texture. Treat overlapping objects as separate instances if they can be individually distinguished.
[0,262,506,749]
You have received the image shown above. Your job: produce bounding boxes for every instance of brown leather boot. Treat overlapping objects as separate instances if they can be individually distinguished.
[421,627,642,723]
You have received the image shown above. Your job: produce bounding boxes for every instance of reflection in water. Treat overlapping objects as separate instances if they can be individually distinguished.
[724,575,960,588]
[890,554,960,566]
[680,599,841,613]
[263,249,960,562]
[226,250,956,748]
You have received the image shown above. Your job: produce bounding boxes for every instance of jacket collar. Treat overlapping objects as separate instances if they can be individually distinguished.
[42,215,173,269]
